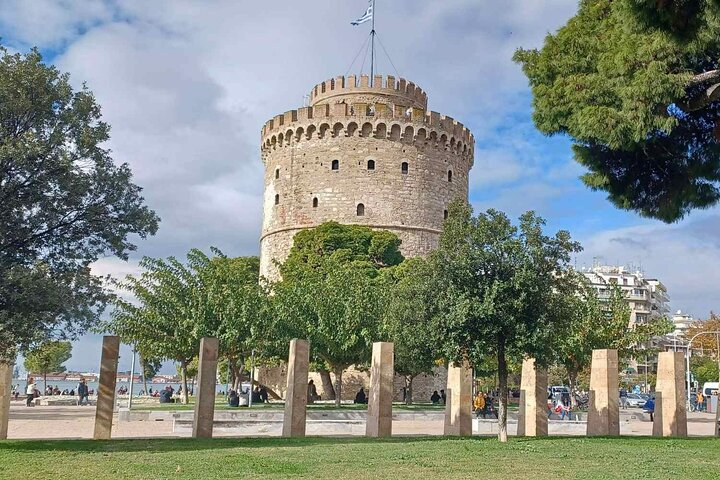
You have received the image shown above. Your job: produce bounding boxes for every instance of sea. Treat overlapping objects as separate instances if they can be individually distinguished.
[11,378,228,395]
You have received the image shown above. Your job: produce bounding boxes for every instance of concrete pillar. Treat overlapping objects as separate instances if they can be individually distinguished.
[444,359,472,436]
[587,349,620,436]
[283,339,310,437]
[653,351,687,437]
[0,361,13,439]
[192,337,219,438]
[517,358,548,437]
[366,342,394,437]
[93,335,120,440]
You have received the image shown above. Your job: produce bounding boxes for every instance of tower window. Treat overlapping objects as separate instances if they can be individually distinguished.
[444,209,449,220]
[312,197,318,208]
[275,168,279,179]
[356,203,365,216]
[401,162,408,174]
[274,194,280,205]
[367,159,375,170]
[447,170,453,182]
[331,159,339,170]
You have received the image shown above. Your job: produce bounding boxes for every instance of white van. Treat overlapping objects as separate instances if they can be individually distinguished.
[702,382,719,397]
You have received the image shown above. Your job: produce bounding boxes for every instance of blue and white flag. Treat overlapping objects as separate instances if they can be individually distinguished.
[351,0,373,26]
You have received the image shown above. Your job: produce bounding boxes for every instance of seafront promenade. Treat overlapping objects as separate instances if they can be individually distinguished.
[6,401,718,440]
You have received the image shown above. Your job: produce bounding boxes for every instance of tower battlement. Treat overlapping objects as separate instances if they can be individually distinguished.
[261,103,474,160]
[310,75,428,109]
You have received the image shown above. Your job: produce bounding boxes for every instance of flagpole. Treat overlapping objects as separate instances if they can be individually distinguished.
[370,0,376,86]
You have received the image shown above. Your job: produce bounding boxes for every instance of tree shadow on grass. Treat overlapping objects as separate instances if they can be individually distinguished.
[1,434,718,455]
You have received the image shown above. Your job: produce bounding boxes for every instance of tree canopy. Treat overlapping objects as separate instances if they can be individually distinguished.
[0,47,159,358]
[23,340,72,390]
[514,0,720,222]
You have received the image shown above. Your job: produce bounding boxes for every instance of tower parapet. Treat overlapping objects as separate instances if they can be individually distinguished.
[310,74,428,109]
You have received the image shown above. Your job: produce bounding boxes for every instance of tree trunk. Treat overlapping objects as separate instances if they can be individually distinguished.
[333,367,343,408]
[43,372,47,395]
[404,375,414,405]
[568,368,578,408]
[319,369,335,400]
[180,362,189,405]
[497,339,508,443]
[140,356,149,396]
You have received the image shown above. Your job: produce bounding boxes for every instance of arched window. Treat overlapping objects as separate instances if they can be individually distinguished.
[447,170,453,182]
[367,159,375,170]
[444,209,449,220]
[331,159,339,170]
[275,168,279,179]
[274,194,280,205]
[312,197,318,208]
[357,203,365,216]
[401,162,409,174]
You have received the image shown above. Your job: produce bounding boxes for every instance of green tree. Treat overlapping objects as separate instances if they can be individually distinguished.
[431,201,581,441]
[23,341,72,391]
[554,276,671,404]
[274,222,402,406]
[105,250,213,404]
[514,0,720,222]
[691,355,720,385]
[383,258,442,404]
[207,256,271,391]
[0,47,159,358]
[139,354,162,395]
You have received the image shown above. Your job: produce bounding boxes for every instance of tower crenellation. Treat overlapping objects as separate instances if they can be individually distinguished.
[259,74,475,279]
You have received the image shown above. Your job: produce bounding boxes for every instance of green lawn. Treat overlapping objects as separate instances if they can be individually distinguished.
[1,436,717,479]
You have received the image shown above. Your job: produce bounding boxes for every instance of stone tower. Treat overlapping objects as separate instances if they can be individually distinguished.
[260,74,474,278]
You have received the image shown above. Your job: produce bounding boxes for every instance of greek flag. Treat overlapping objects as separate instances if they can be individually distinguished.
[351,1,373,26]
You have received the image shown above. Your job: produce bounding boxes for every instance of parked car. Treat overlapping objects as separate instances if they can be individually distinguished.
[625,393,646,408]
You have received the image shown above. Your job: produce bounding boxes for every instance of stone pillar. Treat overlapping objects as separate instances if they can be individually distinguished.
[366,342,394,437]
[0,361,13,440]
[653,351,687,437]
[587,349,620,436]
[283,339,310,437]
[517,358,548,437]
[93,336,120,440]
[192,337,219,438]
[444,360,472,436]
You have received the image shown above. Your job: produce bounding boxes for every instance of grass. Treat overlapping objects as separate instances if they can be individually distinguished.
[1,436,717,479]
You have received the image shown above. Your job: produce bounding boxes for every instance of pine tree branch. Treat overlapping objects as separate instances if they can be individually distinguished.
[688,69,720,87]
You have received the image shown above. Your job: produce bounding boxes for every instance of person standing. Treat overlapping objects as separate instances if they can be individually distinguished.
[697,390,705,412]
[440,389,446,405]
[473,391,486,418]
[77,378,89,406]
[25,378,36,407]
[620,387,628,409]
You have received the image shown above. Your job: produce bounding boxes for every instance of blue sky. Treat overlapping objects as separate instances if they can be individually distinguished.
[3,0,719,373]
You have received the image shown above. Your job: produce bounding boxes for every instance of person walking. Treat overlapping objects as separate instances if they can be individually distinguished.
[643,396,655,422]
[77,378,89,406]
[25,378,36,407]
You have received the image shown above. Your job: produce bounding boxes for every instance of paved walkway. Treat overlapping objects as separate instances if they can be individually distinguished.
[5,401,718,439]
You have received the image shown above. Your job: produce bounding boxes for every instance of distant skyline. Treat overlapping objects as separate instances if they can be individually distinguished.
[3,0,719,373]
